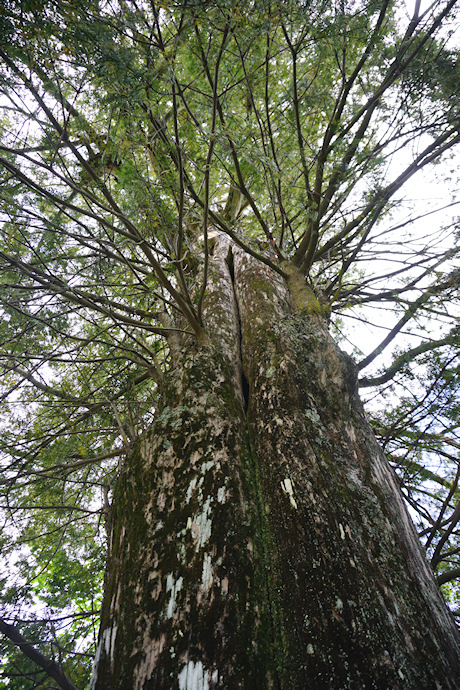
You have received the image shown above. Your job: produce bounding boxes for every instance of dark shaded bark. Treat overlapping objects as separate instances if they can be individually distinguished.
[234,247,460,688]
[91,239,460,689]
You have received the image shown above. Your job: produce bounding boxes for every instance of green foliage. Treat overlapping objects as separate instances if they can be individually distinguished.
[369,332,460,615]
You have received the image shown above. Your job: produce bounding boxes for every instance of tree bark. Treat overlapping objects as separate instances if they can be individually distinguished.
[91,238,460,689]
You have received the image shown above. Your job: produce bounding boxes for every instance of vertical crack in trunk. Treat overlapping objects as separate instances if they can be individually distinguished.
[226,246,250,413]
[227,245,283,689]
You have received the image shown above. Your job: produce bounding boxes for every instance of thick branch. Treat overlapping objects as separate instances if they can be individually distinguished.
[0,618,78,690]
[437,569,460,587]
[359,328,458,387]
[357,272,458,371]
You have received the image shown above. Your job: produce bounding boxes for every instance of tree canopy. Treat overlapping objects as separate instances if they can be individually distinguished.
[0,0,459,686]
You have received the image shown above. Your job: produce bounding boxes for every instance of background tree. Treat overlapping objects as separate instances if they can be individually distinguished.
[0,0,459,687]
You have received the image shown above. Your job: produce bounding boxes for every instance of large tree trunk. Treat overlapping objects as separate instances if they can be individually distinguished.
[91,238,460,689]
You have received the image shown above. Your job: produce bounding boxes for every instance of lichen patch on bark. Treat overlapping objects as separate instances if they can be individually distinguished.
[178,659,216,690]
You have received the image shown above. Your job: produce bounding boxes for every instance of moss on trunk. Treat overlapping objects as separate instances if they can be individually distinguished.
[91,242,460,689]
[234,247,460,688]
[91,349,280,689]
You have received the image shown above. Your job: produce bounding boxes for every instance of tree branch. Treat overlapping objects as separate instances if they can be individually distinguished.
[357,271,459,371]
[0,618,78,690]
[359,327,458,387]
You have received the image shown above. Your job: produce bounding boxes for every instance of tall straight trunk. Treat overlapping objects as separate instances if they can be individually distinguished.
[91,238,460,689]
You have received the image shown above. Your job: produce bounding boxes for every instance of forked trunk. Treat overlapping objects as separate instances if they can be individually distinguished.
[91,239,460,689]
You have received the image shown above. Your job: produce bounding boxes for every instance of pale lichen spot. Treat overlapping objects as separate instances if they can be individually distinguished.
[217,486,226,503]
[304,407,321,424]
[105,624,117,661]
[166,573,183,619]
[110,582,121,614]
[306,643,314,655]
[186,478,197,504]
[190,497,213,549]
[89,623,118,688]
[336,597,343,612]
[178,542,187,564]
[201,553,213,592]
[178,660,211,690]
[281,477,298,510]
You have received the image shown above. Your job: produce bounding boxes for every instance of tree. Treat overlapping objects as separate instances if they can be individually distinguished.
[0,0,460,687]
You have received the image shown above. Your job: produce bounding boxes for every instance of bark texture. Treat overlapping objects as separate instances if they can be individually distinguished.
[91,238,460,689]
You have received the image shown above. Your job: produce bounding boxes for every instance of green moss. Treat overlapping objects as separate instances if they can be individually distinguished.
[242,423,288,685]
[98,341,291,687]
[281,261,323,314]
